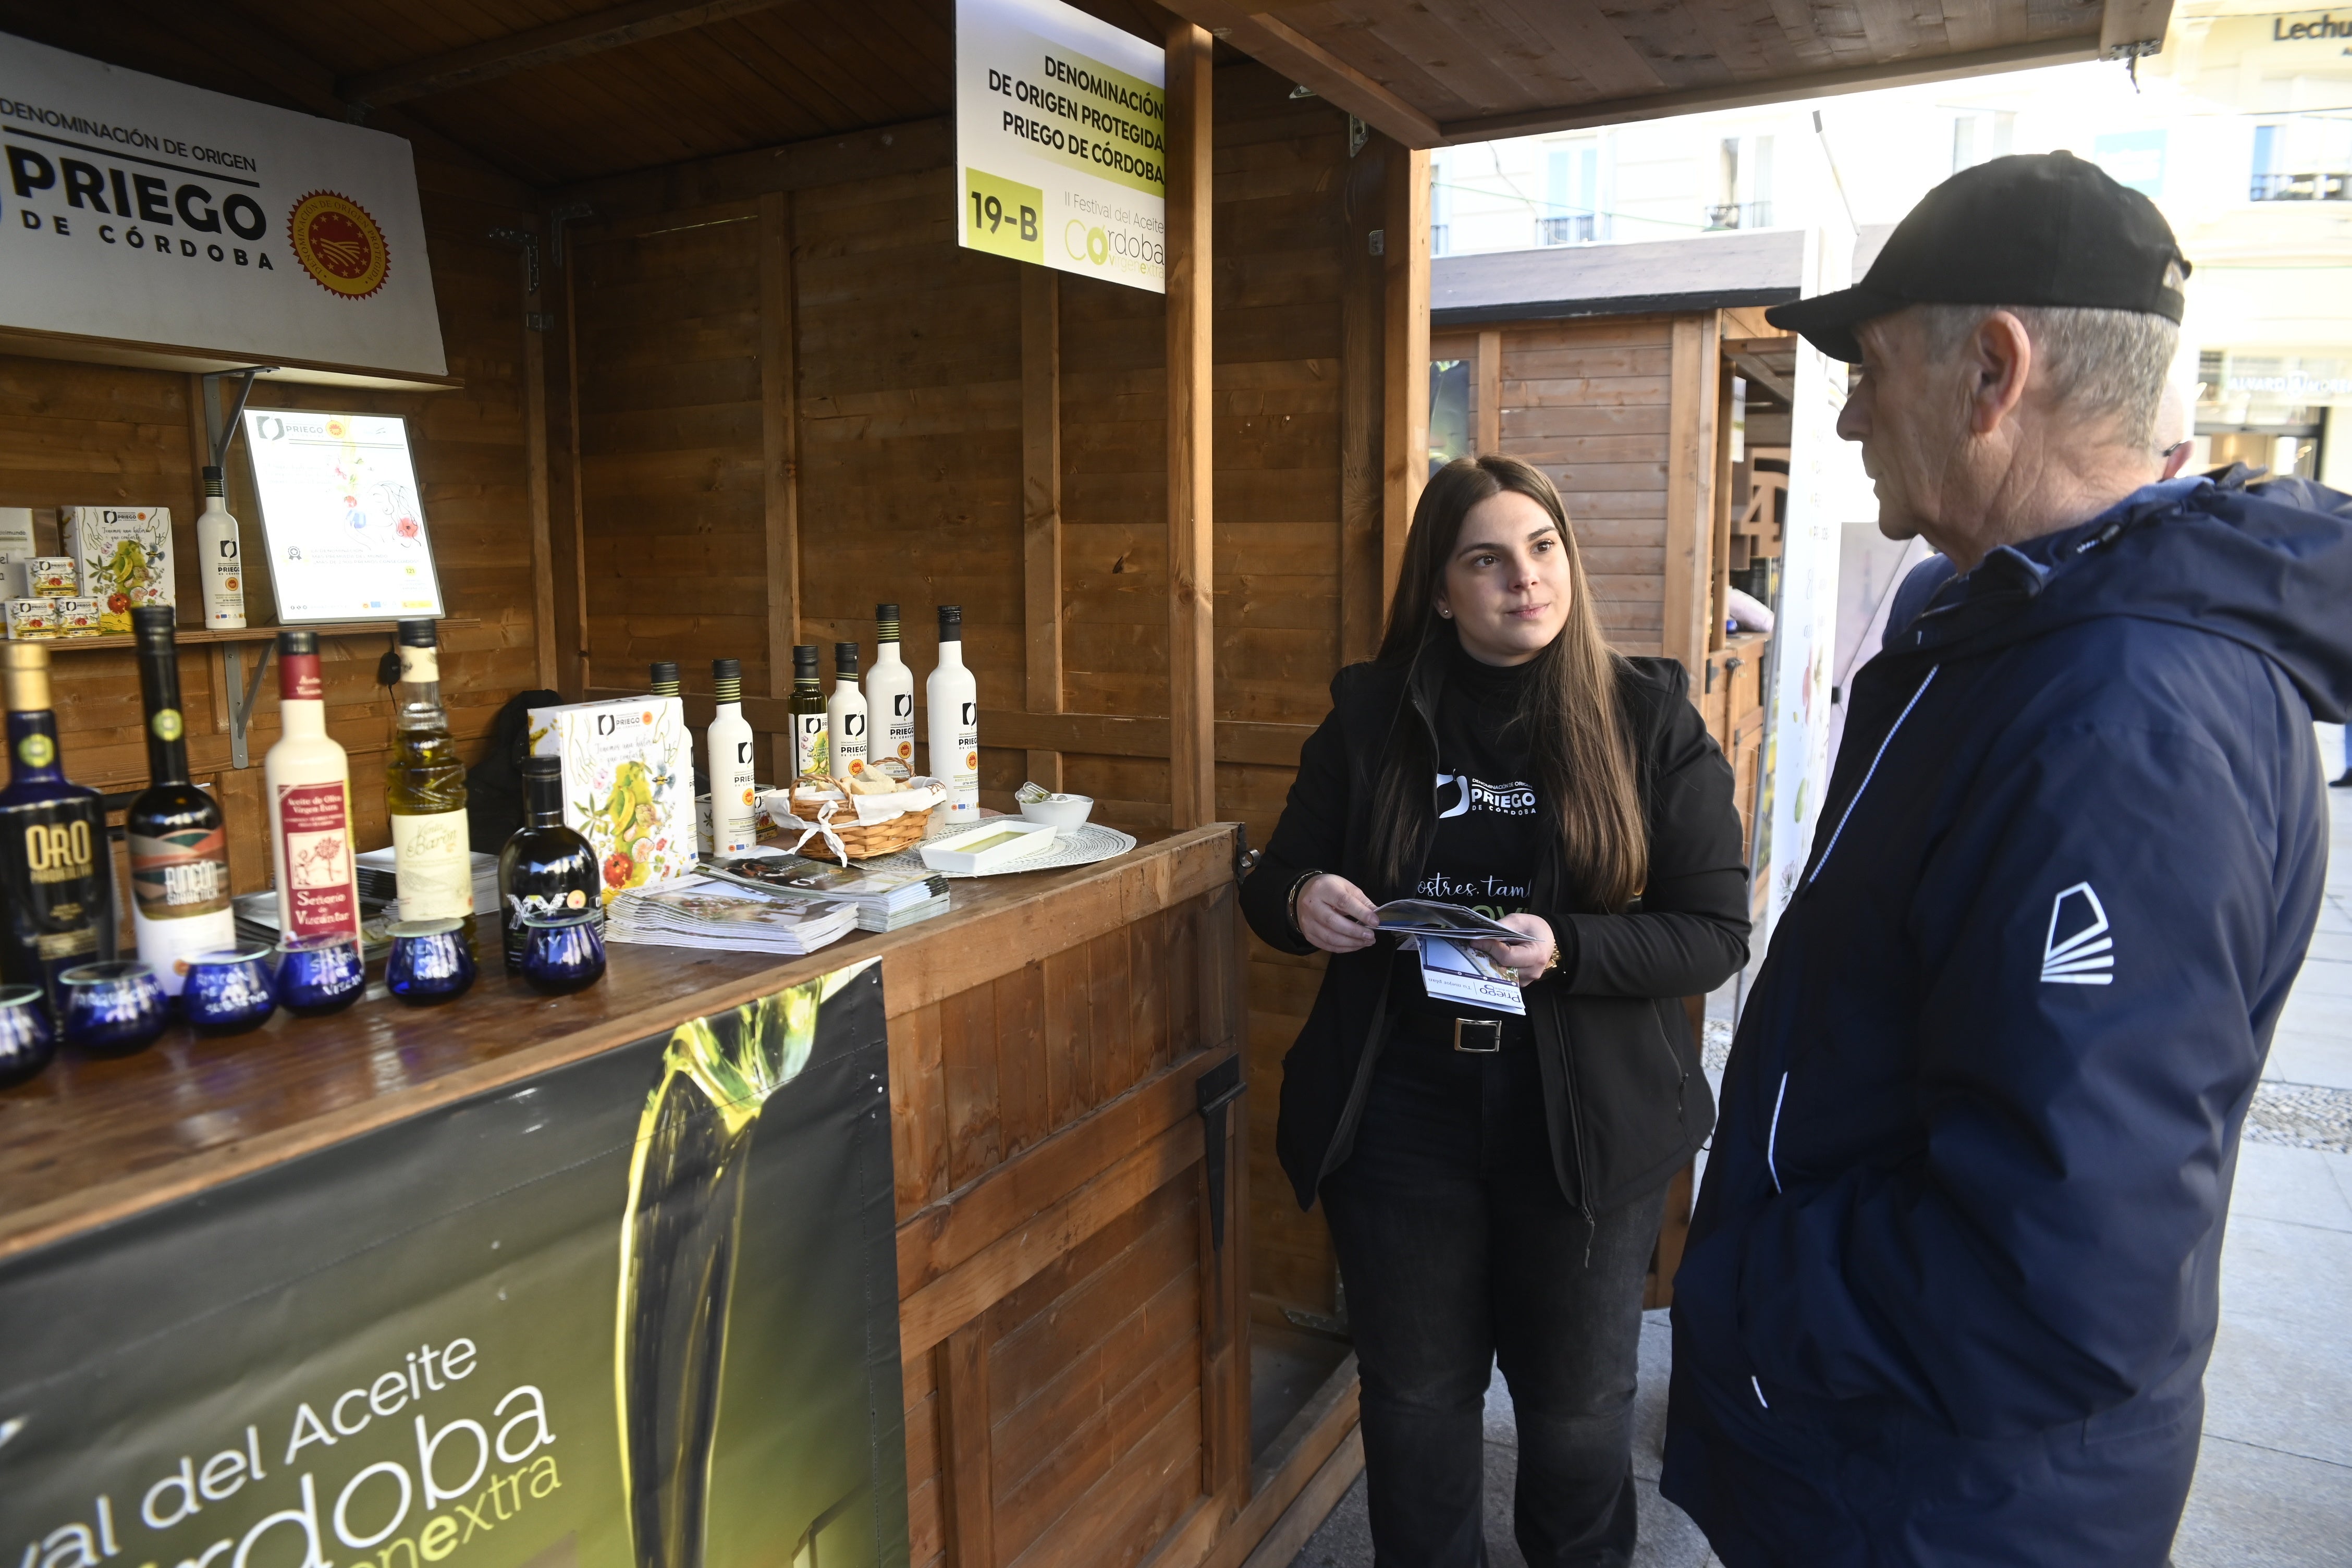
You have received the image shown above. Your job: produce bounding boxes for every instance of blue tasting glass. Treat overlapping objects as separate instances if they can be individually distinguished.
[182,946,278,1034]
[0,984,56,1086]
[521,910,606,995]
[386,919,476,1005]
[276,935,366,1016]
[58,961,168,1056]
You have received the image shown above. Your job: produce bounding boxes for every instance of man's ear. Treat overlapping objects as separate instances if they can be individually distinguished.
[1968,310,2034,436]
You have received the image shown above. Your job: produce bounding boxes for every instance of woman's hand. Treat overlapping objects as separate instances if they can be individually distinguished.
[1295,873,1380,954]
[1476,913,1559,987]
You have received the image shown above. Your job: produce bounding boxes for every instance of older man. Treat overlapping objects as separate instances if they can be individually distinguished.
[1661,152,2352,1564]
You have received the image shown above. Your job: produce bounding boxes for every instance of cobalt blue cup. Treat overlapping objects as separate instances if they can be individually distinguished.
[181,946,278,1034]
[521,910,606,995]
[386,919,476,1005]
[0,985,56,1086]
[276,935,366,1016]
[58,961,168,1056]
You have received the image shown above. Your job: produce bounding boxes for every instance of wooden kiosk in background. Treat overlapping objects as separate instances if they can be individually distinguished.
[0,0,2175,1562]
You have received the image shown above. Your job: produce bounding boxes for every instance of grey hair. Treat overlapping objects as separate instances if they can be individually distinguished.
[1913,304,2180,450]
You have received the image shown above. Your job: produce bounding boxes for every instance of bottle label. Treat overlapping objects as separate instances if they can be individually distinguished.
[129,825,229,918]
[204,532,244,628]
[794,713,827,778]
[21,817,93,884]
[832,710,868,778]
[398,645,440,684]
[390,808,473,920]
[280,652,324,702]
[888,693,915,762]
[276,780,359,939]
[951,701,978,806]
[716,733,759,855]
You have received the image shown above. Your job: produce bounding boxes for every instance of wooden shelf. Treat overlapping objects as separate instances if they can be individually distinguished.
[24,617,484,653]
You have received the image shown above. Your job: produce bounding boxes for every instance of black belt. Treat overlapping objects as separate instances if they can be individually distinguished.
[1386,1009,1535,1054]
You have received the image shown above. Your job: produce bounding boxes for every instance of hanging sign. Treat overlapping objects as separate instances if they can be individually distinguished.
[956,0,1167,293]
[0,33,446,376]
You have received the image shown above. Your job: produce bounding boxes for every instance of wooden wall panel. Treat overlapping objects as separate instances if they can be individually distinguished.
[1492,317,1677,658]
[0,162,546,901]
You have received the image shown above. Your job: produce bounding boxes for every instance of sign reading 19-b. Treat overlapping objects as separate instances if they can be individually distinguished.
[964,167,1045,264]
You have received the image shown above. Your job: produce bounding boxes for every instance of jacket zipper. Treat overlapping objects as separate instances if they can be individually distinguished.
[1807,665,1938,886]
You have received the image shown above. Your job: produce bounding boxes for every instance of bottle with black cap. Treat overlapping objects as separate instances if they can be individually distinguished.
[648,661,681,700]
[264,629,362,946]
[498,755,599,972]
[386,619,472,924]
[789,644,827,778]
[827,642,868,780]
[128,607,233,994]
[926,605,978,820]
[194,466,246,630]
[867,604,915,768]
[0,641,115,1020]
[707,658,758,856]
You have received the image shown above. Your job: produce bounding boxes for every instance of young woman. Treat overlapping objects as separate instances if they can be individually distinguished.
[1241,456,1749,1566]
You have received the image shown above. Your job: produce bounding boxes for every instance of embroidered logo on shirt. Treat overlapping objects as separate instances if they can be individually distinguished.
[2041,882,2113,985]
[1432,773,1537,819]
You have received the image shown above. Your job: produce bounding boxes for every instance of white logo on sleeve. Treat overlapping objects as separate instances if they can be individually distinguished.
[2041,882,2114,985]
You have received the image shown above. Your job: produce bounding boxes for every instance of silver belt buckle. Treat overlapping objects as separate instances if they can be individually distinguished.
[1453,1018,1503,1054]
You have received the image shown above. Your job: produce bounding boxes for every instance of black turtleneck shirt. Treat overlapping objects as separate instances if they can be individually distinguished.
[1393,638,1547,1016]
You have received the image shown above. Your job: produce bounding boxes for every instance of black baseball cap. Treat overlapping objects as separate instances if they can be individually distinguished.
[1767,150,2190,363]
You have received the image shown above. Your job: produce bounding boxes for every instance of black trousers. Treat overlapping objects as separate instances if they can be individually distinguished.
[1321,1031,1666,1568]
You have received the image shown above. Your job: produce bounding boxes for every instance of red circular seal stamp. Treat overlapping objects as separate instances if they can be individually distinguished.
[287,191,390,300]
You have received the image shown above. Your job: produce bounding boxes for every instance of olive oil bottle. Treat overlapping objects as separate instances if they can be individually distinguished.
[0,643,115,1016]
[385,619,472,923]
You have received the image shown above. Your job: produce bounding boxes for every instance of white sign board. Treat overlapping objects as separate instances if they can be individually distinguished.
[1757,227,1861,950]
[956,0,1166,292]
[0,33,446,376]
[241,410,446,622]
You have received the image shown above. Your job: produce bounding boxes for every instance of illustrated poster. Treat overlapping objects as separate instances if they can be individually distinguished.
[242,408,445,621]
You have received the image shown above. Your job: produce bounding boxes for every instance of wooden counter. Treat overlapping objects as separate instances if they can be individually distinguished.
[0,825,1251,1568]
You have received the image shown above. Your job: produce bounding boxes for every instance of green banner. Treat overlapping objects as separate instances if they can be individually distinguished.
[0,962,907,1568]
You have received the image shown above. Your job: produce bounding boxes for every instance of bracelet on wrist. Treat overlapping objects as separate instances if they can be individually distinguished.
[1286,869,1324,934]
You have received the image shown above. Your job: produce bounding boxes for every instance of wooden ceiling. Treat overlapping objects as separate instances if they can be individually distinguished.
[1161,0,2177,145]
[0,0,2173,190]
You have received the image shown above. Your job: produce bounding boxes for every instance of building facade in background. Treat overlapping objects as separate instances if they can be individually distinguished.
[1429,1,2352,484]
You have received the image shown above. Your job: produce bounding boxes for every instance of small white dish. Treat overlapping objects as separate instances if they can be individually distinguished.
[1018,793,1095,828]
[919,819,1061,875]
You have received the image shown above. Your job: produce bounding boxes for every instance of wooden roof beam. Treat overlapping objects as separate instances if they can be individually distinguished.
[338,0,800,109]
[1156,0,1440,148]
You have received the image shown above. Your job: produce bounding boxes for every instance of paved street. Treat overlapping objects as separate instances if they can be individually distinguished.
[1289,733,2352,1568]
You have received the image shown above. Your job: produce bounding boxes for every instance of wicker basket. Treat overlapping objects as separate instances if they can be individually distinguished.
[779,793,938,864]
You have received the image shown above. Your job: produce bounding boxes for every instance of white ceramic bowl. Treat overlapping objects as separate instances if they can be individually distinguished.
[1019,793,1095,828]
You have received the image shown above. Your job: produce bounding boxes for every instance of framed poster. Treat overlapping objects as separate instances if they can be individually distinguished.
[241,408,446,622]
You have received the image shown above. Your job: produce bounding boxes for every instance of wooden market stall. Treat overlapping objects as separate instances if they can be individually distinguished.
[0,2,2177,1566]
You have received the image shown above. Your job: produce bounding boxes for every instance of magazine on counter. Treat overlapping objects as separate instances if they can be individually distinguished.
[704,852,948,913]
[605,875,858,957]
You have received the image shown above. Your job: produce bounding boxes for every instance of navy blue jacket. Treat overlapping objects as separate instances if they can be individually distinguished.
[1662,475,2352,1565]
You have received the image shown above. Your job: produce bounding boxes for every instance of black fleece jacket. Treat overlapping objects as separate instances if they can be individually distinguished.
[1241,641,1752,1215]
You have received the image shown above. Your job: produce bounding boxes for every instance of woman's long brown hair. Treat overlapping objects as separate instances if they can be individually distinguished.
[1369,455,1648,909]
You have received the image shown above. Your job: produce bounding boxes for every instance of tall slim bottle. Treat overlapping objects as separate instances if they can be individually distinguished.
[707,658,758,856]
[789,645,826,778]
[386,620,472,924]
[0,643,114,1018]
[128,607,234,995]
[827,643,868,780]
[195,466,246,630]
[265,630,362,946]
[867,604,915,770]
[927,605,979,821]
